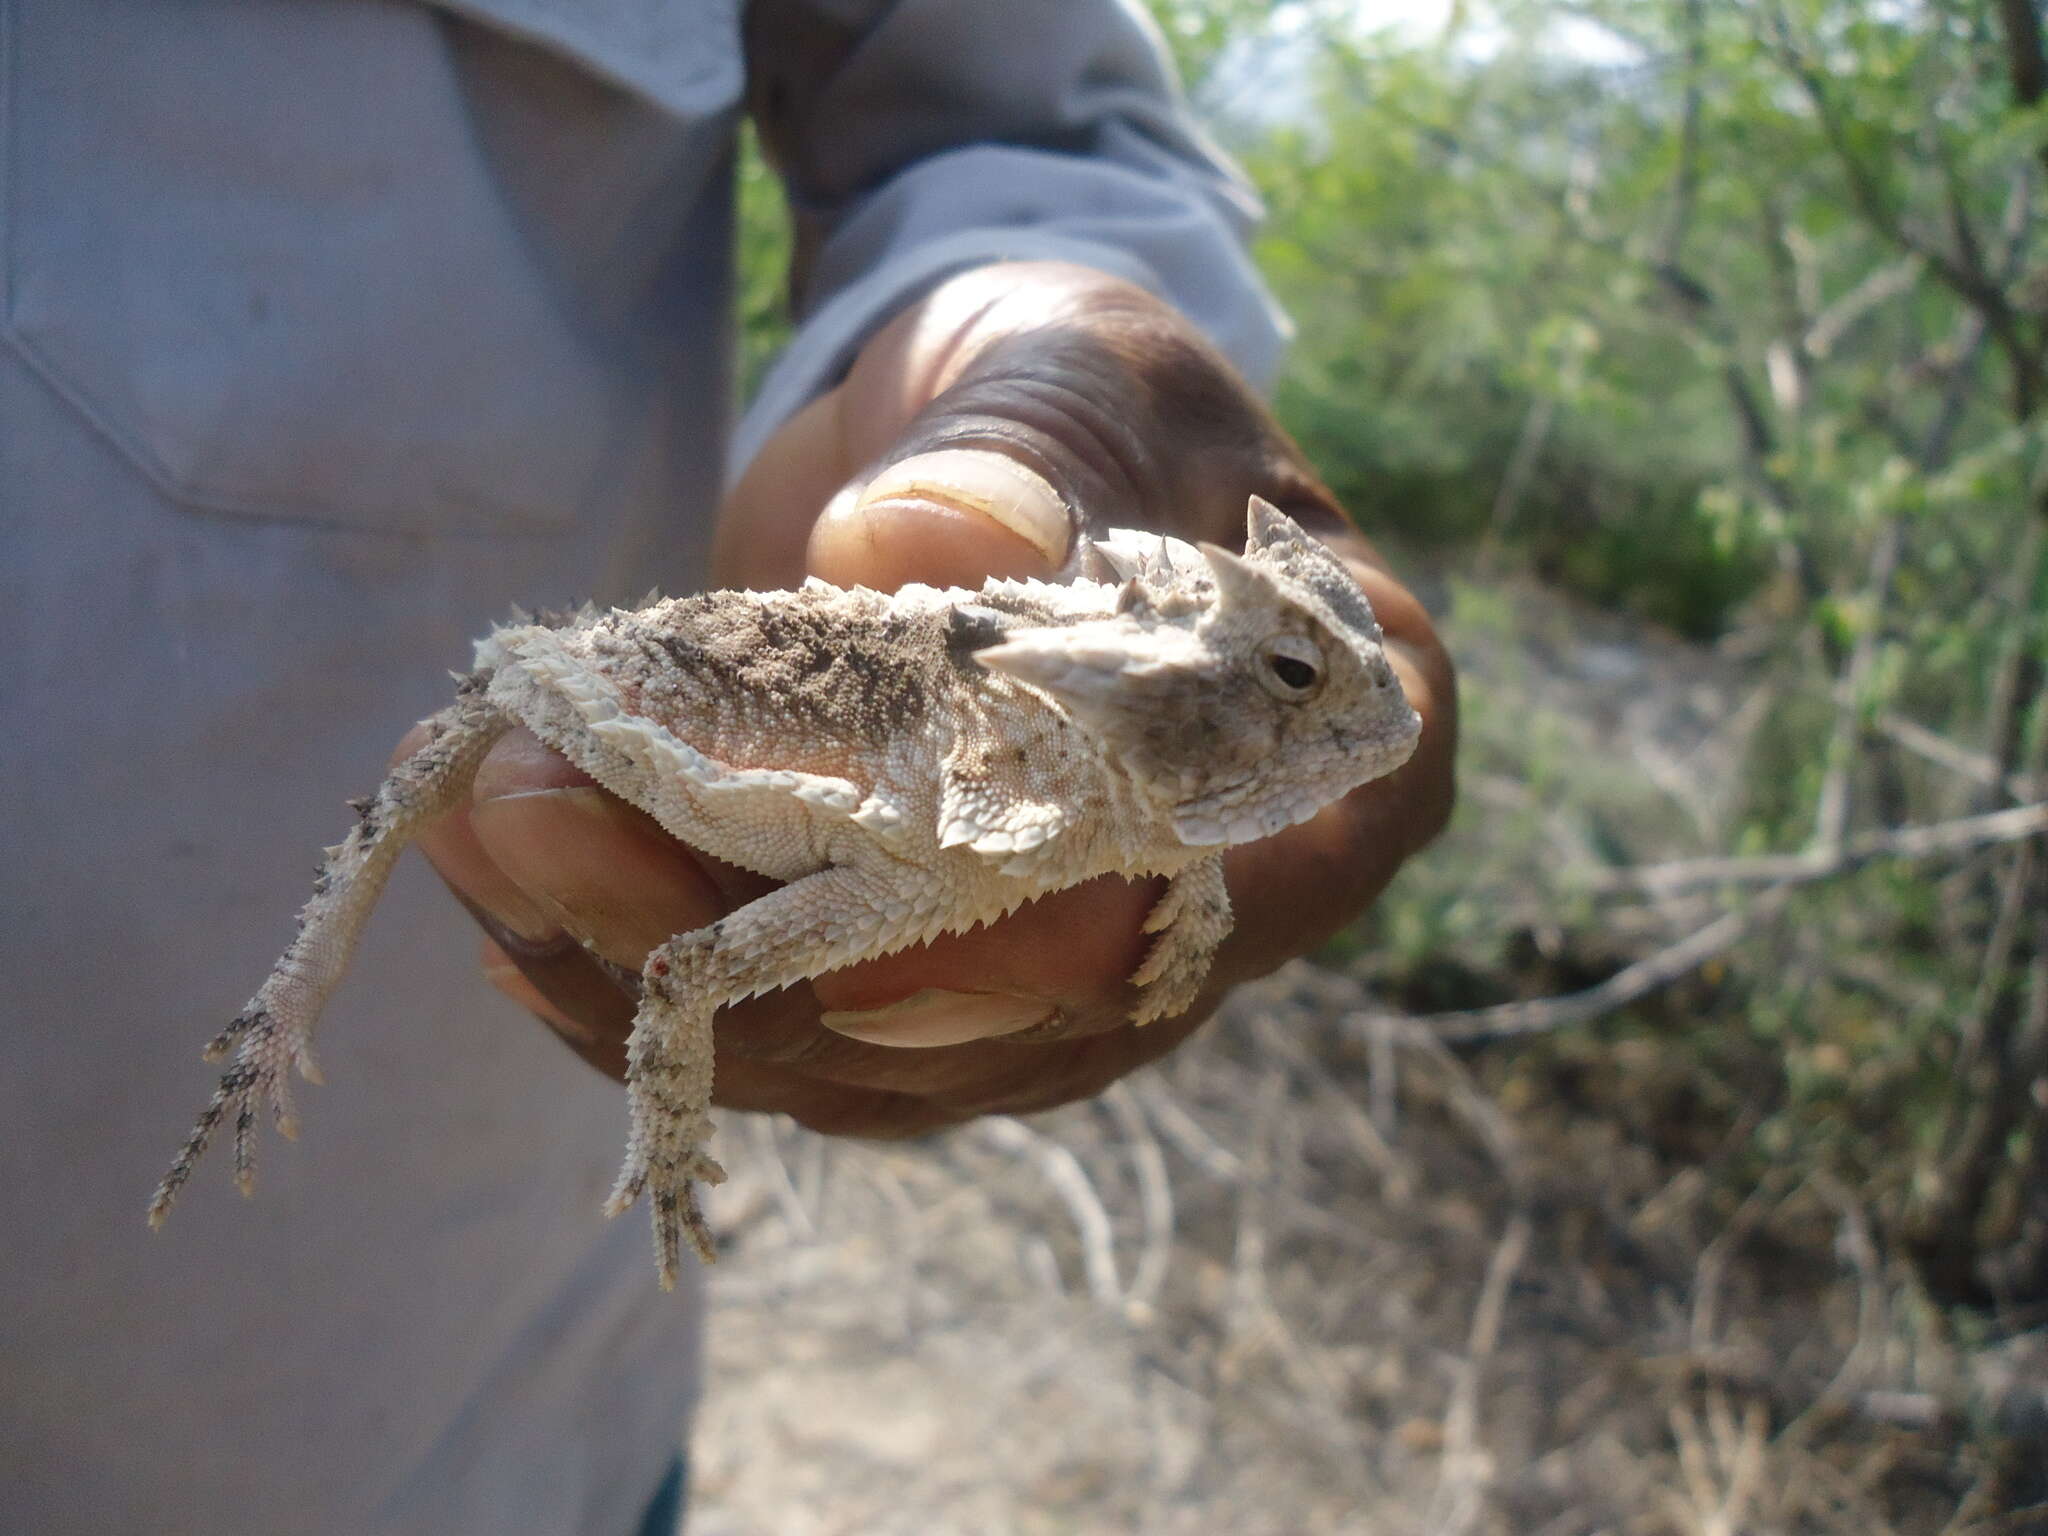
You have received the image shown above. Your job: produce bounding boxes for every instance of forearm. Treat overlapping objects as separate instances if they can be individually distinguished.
[735,0,1286,475]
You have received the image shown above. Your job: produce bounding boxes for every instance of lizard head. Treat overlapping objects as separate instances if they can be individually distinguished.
[976,498,1422,847]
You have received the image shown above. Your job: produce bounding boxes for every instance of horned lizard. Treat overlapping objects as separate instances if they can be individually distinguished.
[149,499,1420,1287]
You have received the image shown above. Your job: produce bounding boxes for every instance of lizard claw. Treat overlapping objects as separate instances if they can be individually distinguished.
[149,1019,301,1227]
[605,1146,727,1288]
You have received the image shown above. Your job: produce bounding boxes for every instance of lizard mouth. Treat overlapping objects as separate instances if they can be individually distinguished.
[1170,787,1327,848]
[1167,720,1422,849]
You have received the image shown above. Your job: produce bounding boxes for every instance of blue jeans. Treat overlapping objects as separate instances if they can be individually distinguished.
[635,1455,688,1536]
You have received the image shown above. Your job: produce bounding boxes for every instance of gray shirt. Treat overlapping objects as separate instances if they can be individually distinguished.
[0,2,1282,1531]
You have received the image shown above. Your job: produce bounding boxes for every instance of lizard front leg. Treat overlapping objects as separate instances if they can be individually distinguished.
[1128,852,1232,1026]
[149,687,512,1226]
[603,861,937,1288]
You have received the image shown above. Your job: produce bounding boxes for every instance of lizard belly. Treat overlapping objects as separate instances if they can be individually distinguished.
[489,653,920,884]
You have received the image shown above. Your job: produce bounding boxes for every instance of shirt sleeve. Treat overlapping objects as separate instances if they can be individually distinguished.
[732,0,1290,476]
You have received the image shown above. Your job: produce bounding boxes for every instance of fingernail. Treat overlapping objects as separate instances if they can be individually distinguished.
[821,989,1056,1048]
[462,882,560,946]
[455,891,575,957]
[852,449,1070,564]
[478,943,603,1045]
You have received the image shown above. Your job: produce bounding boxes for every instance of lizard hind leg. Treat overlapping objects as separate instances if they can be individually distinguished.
[148,688,512,1228]
[602,863,936,1288]
[601,978,727,1289]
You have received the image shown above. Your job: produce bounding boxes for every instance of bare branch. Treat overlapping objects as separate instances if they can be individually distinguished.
[1366,1018,1528,1189]
[1907,888,2048,1306]
[1923,172,2031,471]
[1130,1077,1244,1181]
[1479,393,1559,560]
[1428,1210,1532,1536]
[1589,801,2048,899]
[1993,0,2048,176]
[1228,1068,1287,1332]
[1409,897,1781,1046]
[1761,0,2043,414]
[1958,843,2037,1070]
[1102,1083,1174,1322]
[1386,803,2044,1050]
[1999,0,2048,102]
[1659,0,1707,272]
[1873,711,2047,802]
[1653,0,1799,514]
[746,1114,818,1241]
[1805,257,1923,361]
[1812,518,1904,852]
[1981,481,2048,805]
[1251,1013,1418,1199]
[977,1117,1122,1304]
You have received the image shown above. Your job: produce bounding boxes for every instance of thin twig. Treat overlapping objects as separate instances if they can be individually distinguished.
[977,1117,1122,1304]
[1812,518,1904,852]
[1407,895,1782,1046]
[1805,256,1924,359]
[1479,392,1559,562]
[1228,1069,1288,1332]
[1922,171,2031,473]
[1873,711,2047,804]
[1691,1171,1797,1358]
[1807,181,2025,840]
[1371,1018,1528,1193]
[1994,0,2048,176]
[1978,499,2047,813]
[1369,1009,1400,1140]
[1103,1083,1175,1322]
[1428,1210,1532,1536]
[1130,1077,1245,1180]
[746,1114,818,1242]
[1589,801,2048,898]
[1959,842,2036,1070]
[1252,1013,1418,1198]
[1760,0,2042,414]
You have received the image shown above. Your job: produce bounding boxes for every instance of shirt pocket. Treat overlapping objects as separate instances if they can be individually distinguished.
[0,0,666,536]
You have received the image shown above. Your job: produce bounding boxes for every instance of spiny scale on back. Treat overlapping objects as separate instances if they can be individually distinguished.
[148,498,1421,1287]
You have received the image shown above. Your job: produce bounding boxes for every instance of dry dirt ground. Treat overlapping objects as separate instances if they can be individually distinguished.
[681,580,2048,1535]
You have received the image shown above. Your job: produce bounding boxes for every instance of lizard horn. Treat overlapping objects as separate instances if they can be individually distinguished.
[1245,495,1309,553]
[1197,541,1276,609]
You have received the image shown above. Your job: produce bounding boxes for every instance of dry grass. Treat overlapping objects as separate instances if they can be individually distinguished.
[684,968,2044,1534]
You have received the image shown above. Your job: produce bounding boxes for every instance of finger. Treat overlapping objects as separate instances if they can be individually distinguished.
[412,727,745,1076]
[704,875,1162,1068]
[401,722,561,942]
[467,788,730,972]
[408,724,1189,1090]
[808,872,1158,1040]
[475,928,635,1078]
[451,730,735,973]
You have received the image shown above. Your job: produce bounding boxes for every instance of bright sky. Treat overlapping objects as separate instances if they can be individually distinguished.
[1349,0,1644,63]
[1202,1,1643,129]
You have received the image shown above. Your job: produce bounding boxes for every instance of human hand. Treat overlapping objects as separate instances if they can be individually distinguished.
[412,261,1456,1137]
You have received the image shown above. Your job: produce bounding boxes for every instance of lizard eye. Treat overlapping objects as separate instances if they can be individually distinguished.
[1257,634,1324,701]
